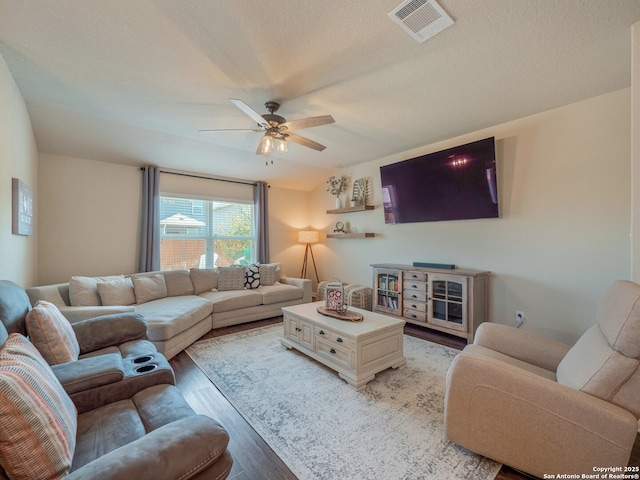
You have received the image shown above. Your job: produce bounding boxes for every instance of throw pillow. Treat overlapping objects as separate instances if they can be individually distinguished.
[25,301,80,365]
[132,273,168,304]
[96,277,135,306]
[259,263,280,286]
[69,275,124,306]
[217,266,247,291]
[245,263,261,289]
[189,268,218,294]
[0,333,77,479]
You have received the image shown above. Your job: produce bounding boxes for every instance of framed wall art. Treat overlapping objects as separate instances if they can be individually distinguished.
[12,178,33,236]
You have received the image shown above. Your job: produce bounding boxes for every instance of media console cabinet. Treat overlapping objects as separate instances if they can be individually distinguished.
[371,263,490,342]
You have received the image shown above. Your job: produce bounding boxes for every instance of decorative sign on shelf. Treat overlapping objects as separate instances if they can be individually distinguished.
[351,177,369,206]
[325,278,345,312]
[12,178,33,236]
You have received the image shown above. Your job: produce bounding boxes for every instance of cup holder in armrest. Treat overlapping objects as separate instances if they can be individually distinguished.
[135,364,158,373]
[133,355,153,364]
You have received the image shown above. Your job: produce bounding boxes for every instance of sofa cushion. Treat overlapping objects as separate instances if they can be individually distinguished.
[260,284,304,305]
[0,334,77,479]
[132,273,168,304]
[259,263,281,286]
[25,300,81,365]
[217,266,247,291]
[74,398,146,470]
[135,296,213,342]
[200,290,264,313]
[245,263,261,289]
[96,278,135,306]
[189,268,218,294]
[163,270,195,297]
[69,275,124,306]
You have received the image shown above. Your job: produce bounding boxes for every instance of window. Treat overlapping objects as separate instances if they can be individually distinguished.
[159,195,255,270]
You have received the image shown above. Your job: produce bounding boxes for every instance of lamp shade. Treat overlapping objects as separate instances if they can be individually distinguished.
[298,230,319,243]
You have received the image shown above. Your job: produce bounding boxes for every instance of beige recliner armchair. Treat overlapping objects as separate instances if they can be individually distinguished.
[445,280,640,478]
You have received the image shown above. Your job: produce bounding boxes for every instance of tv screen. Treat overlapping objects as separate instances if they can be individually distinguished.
[380,137,498,224]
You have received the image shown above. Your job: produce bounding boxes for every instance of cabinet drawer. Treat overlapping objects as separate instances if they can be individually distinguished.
[315,327,352,348]
[404,291,427,303]
[404,308,427,322]
[315,337,351,370]
[405,271,427,282]
[403,300,426,312]
[403,281,427,293]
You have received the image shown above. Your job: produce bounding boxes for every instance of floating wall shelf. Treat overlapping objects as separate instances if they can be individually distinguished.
[327,233,375,239]
[326,205,375,214]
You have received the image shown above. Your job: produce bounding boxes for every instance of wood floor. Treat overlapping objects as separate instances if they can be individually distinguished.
[170,317,640,480]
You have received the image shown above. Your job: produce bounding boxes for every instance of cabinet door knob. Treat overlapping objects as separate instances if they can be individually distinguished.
[330,348,336,354]
[319,330,325,335]
[296,327,301,332]
[336,337,343,343]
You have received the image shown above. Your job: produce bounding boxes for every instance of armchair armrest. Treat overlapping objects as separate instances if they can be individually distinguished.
[51,353,124,394]
[67,415,231,480]
[280,277,312,303]
[445,350,637,477]
[72,312,147,355]
[473,322,571,371]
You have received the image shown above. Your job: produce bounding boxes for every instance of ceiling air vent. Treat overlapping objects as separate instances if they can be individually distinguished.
[388,0,454,43]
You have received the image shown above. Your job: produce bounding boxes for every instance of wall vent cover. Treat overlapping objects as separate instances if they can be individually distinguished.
[388,0,454,43]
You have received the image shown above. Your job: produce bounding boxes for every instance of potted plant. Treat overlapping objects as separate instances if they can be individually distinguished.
[326,175,348,209]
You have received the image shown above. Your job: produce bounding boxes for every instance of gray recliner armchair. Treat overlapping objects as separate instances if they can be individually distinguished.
[0,280,174,413]
[444,280,640,477]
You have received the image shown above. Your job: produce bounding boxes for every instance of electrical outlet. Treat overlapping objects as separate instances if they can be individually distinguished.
[515,311,525,328]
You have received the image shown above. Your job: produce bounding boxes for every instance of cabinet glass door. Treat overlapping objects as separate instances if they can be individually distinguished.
[373,268,402,315]
[429,275,467,331]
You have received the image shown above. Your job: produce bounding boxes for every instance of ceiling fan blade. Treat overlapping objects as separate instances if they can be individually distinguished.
[230,98,269,128]
[280,115,335,131]
[286,132,327,151]
[199,128,262,133]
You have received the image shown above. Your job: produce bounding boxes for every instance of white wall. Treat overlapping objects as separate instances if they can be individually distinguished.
[266,186,312,279]
[0,53,39,287]
[311,89,631,344]
[38,154,141,284]
[632,22,640,281]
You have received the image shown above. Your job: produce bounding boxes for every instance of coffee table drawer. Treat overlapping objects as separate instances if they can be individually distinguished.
[315,326,353,348]
[315,337,351,370]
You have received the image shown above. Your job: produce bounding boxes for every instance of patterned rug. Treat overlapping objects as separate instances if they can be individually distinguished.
[186,324,501,480]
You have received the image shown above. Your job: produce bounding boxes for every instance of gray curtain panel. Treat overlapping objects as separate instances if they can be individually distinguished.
[254,181,269,263]
[139,166,160,272]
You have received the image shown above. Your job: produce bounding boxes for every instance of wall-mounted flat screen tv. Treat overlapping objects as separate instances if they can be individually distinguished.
[380,137,498,224]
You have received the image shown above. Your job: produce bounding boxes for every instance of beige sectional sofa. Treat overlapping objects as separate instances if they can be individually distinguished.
[27,264,311,359]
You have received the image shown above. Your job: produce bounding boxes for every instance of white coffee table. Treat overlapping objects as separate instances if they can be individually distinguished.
[281,302,406,390]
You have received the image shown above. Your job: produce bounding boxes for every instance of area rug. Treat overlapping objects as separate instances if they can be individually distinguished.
[186,324,501,480]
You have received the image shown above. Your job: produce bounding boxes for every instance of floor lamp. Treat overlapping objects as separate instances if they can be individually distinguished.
[298,230,320,283]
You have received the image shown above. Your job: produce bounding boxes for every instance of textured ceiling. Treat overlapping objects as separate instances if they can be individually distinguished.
[1,1,639,190]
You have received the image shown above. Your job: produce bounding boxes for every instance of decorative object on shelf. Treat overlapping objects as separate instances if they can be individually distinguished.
[298,230,320,283]
[324,278,346,313]
[333,221,346,234]
[351,177,368,206]
[326,175,348,209]
[12,178,33,236]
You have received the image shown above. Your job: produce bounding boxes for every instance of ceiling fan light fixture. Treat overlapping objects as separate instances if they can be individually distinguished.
[276,137,288,153]
[258,134,274,155]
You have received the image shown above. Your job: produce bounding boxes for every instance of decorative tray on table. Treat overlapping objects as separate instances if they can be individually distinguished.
[317,306,363,322]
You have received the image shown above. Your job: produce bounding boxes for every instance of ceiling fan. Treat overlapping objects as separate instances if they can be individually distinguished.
[200,99,335,156]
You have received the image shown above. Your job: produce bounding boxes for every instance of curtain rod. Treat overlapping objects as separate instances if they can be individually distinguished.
[140,167,257,186]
